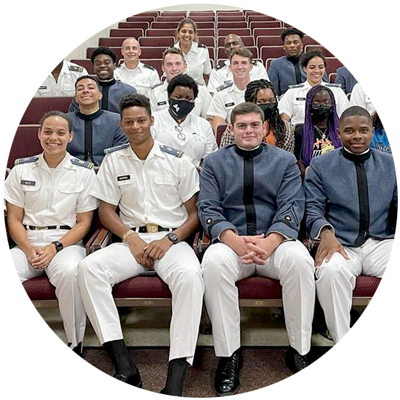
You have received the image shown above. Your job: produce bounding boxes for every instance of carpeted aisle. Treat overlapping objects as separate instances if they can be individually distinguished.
[82,346,330,397]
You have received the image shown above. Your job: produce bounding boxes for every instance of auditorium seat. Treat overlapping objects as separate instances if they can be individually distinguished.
[329,73,337,83]
[217,28,251,37]
[217,46,258,60]
[20,97,73,125]
[140,59,163,76]
[246,14,279,22]
[305,44,334,57]
[256,35,285,47]
[146,28,177,37]
[253,27,285,38]
[139,36,175,47]
[159,11,187,17]
[198,36,216,47]
[218,36,254,47]
[326,57,343,75]
[189,11,215,17]
[126,15,156,23]
[249,21,283,31]
[156,16,187,22]
[217,21,248,29]
[189,15,216,22]
[260,46,286,61]
[7,125,42,169]
[216,124,228,147]
[71,59,93,74]
[118,21,149,31]
[216,15,246,22]
[110,28,144,38]
[134,11,159,18]
[151,22,185,29]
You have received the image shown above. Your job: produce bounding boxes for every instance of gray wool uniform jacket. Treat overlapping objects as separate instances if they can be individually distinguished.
[197,143,304,242]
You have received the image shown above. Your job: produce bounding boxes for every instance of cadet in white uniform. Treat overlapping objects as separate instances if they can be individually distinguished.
[208,59,268,94]
[279,50,349,125]
[348,82,375,115]
[151,74,217,166]
[4,111,98,352]
[77,94,204,396]
[148,47,212,118]
[173,18,211,86]
[208,34,268,94]
[206,47,255,132]
[35,60,88,97]
[114,38,160,95]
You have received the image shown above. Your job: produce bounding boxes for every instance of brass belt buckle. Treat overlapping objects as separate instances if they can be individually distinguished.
[37,226,47,230]
[146,224,158,233]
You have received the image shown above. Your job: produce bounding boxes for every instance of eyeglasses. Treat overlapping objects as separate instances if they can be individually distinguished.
[174,125,186,141]
[311,102,332,109]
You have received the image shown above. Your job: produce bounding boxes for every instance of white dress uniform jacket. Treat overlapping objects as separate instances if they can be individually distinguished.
[35,60,88,97]
[77,141,204,364]
[348,83,375,115]
[151,109,217,166]
[207,59,269,93]
[4,152,98,347]
[148,80,212,118]
[173,42,211,85]
[114,61,160,96]
[206,81,245,124]
[278,81,349,125]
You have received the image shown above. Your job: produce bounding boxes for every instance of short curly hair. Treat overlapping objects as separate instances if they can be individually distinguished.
[90,46,118,64]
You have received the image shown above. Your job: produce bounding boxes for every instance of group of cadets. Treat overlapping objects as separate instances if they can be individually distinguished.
[6,17,396,397]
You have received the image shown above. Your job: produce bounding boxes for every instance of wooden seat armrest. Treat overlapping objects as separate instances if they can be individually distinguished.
[85,227,112,255]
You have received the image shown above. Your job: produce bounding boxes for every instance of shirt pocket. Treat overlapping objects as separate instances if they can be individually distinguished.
[58,181,84,194]
[116,176,137,196]
[154,175,177,186]
[23,180,41,212]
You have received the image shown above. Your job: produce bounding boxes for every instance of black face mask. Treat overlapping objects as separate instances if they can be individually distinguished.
[168,98,195,119]
[310,105,333,121]
[258,103,278,121]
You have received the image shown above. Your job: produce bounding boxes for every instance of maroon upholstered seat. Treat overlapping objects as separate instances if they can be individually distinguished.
[237,277,282,299]
[113,276,171,298]
[353,276,381,297]
[23,276,56,300]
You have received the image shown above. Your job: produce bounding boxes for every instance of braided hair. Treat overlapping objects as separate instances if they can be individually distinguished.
[244,79,286,148]
[301,85,341,166]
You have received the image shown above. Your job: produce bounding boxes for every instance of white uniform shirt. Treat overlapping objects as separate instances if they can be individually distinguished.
[4,153,98,228]
[151,109,217,166]
[278,80,349,126]
[35,60,88,97]
[114,61,160,96]
[148,80,212,118]
[206,82,245,123]
[174,42,211,86]
[348,83,376,115]
[207,60,269,93]
[91,141,199,228]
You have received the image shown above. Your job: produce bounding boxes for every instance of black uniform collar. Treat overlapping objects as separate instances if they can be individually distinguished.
[287,54,301,64]
[98,78,116,87]
[341,147,371,163]
[234,144,264,159]
[77,108,103,121]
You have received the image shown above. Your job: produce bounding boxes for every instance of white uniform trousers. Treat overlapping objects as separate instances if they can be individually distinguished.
[77,232,204,365]
[12,229,86,348]
[201,240,315,357]
[315,238,392,343]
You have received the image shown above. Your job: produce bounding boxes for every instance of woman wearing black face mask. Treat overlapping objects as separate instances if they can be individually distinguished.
[151,74,217,167]
[294,85,341,176]
[220,79,295,152]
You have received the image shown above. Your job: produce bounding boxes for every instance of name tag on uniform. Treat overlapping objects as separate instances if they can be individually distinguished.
[117,175,130,182]
[157,101,168,106]
[225,102,235,107]
[21,180,36,186]
[295,97,306,101]
[39,86,48,90]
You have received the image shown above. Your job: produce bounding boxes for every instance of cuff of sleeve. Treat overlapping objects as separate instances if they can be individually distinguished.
[267,230,294,243]
[267,222,298,240]
[210,221,238,242]
[310,220,335,240]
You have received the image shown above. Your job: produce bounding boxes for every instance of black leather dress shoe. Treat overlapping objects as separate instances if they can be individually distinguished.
[285,346,309,373]
[214,350,243,396]
[114,371,143,388]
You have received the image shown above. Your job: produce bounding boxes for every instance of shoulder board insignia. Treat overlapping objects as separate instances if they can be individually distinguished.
[217,81,233,92]
[104,143,130,154]
[251,59,259,65]
[150,81,164,90]
[70,158,94,169]
[69,65,83,73]
[197,42,207,49]
[288,83,305,89]
[143,63,155,71]
[159,144,183,158]
[325,83,341,88]
[215,60,226,70]
[14,156,39,165]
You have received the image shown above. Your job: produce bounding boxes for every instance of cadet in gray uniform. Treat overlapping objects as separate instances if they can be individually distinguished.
[77,94,204,396]
[4,111,98,354]
[305,106,397,343]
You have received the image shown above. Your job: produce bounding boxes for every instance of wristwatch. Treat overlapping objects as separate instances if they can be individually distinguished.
[52,241,64,253]
[167,232,179,244]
